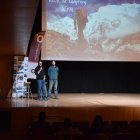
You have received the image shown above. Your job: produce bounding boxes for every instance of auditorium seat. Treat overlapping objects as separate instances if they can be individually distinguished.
[111,133,139,140]
[73,121,89,128]
[52,122,64,132]
[130,120,140,126]
[110,121,128,127]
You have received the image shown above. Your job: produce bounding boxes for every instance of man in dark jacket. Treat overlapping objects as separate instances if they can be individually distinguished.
[35,61,47,100]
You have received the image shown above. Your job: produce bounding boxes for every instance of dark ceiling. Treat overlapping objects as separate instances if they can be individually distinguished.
[0,0,39,55]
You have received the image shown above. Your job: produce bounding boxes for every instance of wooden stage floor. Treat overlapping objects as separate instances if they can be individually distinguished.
[1,93,140,108]
[1,93,140,122]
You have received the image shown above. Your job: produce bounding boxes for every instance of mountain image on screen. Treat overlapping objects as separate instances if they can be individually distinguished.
[42,1,140,61]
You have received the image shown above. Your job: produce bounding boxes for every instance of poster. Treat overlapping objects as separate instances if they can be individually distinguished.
[12,56,28,97]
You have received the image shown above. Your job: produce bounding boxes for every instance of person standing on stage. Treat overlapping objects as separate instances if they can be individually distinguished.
[35,61,47,100]
[48,60,59,99]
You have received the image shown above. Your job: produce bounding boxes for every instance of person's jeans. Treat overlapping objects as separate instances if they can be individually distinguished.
[37,80,47,98]
[48,79,58,97]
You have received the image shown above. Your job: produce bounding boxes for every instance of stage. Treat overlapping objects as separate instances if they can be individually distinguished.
[1,93,140,122]
[1,93,140,108]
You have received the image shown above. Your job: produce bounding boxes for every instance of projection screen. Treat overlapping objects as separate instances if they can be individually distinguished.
[42,0,140,61]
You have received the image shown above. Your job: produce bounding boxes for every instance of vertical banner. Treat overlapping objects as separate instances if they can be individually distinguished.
[28,31,46,62]
[28,31,46,79]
